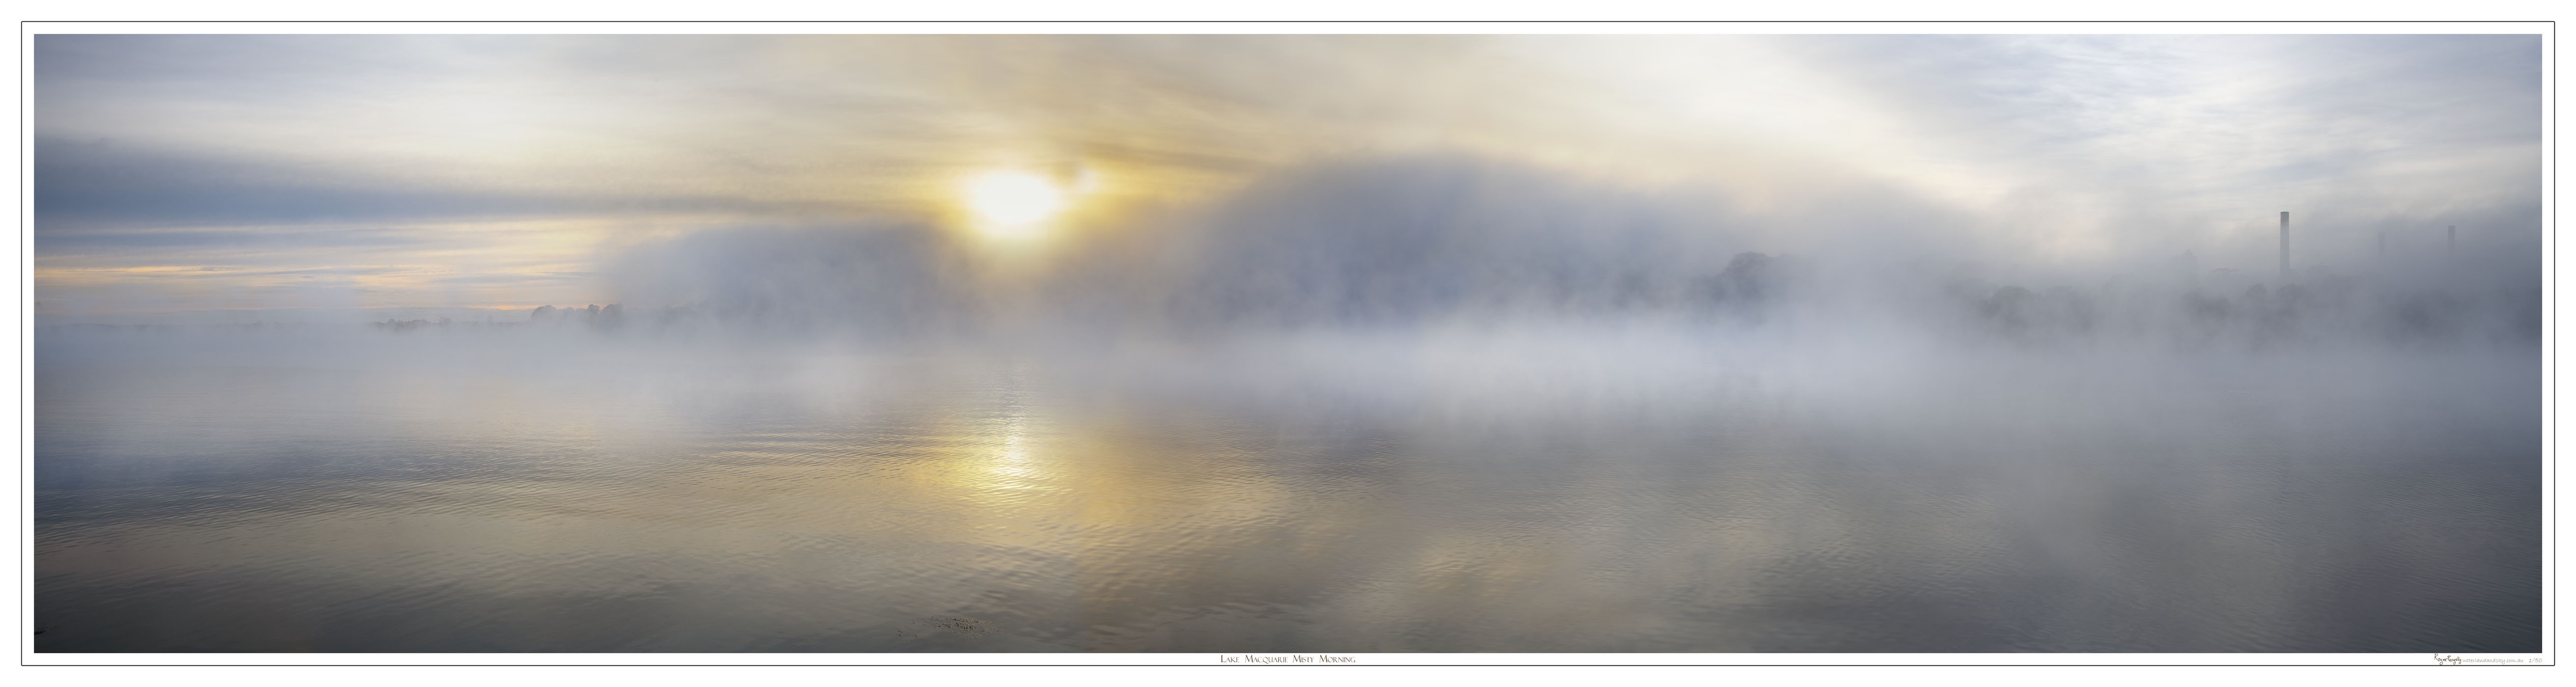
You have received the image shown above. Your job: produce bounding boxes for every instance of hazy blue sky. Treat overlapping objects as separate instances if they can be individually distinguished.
[32,34,2541,319]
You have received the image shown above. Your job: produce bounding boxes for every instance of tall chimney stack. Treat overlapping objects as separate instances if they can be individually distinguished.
[2279,211,2290,280]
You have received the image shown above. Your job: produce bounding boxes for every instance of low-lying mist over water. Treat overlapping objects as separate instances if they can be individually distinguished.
[31,33,2542,654]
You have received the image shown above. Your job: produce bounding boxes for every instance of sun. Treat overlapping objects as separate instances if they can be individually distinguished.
[963,170,1067,236]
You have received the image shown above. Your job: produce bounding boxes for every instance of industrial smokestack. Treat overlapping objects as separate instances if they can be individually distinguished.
[2279,211,2290,280]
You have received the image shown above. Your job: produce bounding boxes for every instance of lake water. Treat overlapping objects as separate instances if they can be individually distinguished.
[31,332,2543,653]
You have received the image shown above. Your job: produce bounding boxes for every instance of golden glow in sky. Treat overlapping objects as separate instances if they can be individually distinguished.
[27,35,2542,318]
[963,170,1068,238]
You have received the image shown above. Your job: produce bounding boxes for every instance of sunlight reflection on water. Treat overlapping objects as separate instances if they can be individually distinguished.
[31,349,2541,653]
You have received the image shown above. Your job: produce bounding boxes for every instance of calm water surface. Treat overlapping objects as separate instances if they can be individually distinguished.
[33,338,2541,652]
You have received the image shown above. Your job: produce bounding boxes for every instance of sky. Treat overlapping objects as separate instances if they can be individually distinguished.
[30,33,2544,322]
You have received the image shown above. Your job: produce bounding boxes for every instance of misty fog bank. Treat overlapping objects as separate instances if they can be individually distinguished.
[36,155,2539,383]
[587,156,2535,350]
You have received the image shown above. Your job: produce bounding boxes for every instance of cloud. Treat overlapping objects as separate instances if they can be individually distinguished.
[33,136,821,230]
[1770,35,2542,269]
[31,34,2544,320]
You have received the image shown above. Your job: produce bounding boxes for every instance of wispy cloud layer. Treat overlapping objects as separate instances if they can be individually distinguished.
[33,34,2540,318]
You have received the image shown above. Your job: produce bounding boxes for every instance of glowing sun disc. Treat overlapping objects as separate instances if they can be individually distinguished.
[964,171,1067,230]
